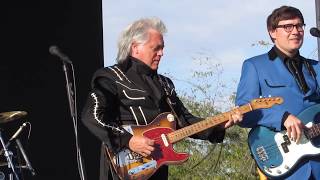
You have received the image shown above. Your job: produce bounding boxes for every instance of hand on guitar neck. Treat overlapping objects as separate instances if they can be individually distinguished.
[283,114,307,143]
[223,109,243,129]
[129,136,155,157]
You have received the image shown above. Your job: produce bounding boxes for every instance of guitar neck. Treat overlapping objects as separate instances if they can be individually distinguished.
[167,103,253,143]
[305,123,320,139]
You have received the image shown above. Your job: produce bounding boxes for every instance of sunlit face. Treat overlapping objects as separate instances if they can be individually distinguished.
[269,18,304,57]
[131,29,164,70]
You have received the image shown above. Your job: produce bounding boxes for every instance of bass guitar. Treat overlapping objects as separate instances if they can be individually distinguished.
[107,97,283,180]
[248,104,320,179]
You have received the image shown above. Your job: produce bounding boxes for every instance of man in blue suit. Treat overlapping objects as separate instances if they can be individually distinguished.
[236,6,320,180]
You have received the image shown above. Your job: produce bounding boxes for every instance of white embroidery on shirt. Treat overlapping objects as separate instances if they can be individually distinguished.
[129,106,140,125]
[114,66,132,83]
[115,81,146,92]
[91,92,124,133]
[138,106,147,125]
[122,90,145,100]
[108,67,123,81]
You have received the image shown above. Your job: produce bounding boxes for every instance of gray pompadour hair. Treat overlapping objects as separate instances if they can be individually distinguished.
[116,17,167,63]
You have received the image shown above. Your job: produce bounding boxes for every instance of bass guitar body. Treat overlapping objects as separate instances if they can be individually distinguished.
[248,104,320,178]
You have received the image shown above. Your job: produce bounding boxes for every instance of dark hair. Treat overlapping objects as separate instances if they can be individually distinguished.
[267,6,304,31]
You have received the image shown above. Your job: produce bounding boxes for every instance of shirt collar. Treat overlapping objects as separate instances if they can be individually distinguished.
[129,56,157,76]
[268,46,301,61]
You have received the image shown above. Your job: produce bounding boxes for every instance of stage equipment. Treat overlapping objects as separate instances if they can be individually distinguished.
[49,45,86,180]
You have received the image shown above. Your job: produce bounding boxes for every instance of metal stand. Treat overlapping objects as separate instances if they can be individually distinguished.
[15,139,35,176]
[62,61,86,180]
[0,131,19,180]
[50,46,86,180]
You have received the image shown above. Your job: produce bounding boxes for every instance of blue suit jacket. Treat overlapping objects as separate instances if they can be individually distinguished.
[236,51,320,180]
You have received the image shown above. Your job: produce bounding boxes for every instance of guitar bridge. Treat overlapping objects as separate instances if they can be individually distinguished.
[114,149,144,167]
[128,160,157,175]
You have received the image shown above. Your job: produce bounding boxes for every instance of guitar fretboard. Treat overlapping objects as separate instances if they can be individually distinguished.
[167,104,253,143]
[306,123,320,139]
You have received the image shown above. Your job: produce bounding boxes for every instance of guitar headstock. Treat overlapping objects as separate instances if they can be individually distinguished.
[250,97,283,110]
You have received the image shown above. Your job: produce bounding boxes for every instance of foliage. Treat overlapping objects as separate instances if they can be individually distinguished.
[168,56,259,179]
[251,40,272,47]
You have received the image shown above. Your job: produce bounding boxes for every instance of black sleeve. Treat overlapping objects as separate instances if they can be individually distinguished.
[281,111,291,130]
[164,77,225,143]
[81,75,132,152]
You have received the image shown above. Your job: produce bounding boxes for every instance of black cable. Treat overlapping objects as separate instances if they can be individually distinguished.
[189,143,217,170]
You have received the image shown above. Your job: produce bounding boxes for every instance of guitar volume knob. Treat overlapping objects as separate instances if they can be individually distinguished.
[277,169,282,174]
[264,166,272,173]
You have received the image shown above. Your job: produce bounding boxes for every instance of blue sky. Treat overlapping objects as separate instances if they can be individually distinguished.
[102,1,317,109]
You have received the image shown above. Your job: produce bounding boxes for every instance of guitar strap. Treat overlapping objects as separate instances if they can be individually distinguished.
[303,60,320,102]
[304,60,319,91]
[157,75,184,127]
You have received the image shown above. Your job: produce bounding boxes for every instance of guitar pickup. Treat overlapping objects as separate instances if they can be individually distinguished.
[282,135,291,145]
[281,143,289,153]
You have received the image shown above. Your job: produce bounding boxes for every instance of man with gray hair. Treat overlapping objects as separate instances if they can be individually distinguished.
[81,17,242,180]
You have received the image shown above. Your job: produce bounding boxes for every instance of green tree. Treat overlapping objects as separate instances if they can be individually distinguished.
[168,56,259,180]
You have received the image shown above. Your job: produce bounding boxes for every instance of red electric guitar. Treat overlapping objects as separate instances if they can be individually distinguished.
[106,97,283,180]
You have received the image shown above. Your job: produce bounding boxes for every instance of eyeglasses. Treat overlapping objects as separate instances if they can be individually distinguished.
[276,23,305,33]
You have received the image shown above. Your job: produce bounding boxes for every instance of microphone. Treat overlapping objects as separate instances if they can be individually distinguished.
[310,27,320,38]
[49,45,72,64]
[9,122,27,141]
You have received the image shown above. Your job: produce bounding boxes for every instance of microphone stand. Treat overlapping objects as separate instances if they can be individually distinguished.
[15,139,35,176]
[61,61,86,180]
[0,131,19,180]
